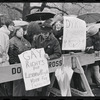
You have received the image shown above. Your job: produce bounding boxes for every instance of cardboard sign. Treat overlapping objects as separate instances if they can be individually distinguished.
[18,48,50,91]
[62,16,86,50]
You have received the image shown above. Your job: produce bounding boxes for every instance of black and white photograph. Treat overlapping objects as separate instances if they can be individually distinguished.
[0,2,100,97]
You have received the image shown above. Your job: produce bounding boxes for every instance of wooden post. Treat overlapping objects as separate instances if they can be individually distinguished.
[71,56,94,96]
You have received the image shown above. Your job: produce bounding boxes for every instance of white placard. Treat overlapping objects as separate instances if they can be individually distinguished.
[62,16,86,50]
[18,48,50,91]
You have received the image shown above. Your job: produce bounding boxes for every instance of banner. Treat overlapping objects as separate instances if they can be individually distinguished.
[18,48,50,91]
[62,16,86,50]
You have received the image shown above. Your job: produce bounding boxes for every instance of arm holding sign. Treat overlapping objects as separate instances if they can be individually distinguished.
[85,37,94,54]
[44,53,50,60]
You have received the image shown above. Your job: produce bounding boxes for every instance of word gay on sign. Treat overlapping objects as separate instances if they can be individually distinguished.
[18,48,50,91]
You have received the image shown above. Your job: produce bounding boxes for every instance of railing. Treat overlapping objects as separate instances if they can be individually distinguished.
[1,51,100,96]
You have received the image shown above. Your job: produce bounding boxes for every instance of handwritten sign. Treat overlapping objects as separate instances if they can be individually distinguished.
[18,48,50,91]
[62,16,86,50]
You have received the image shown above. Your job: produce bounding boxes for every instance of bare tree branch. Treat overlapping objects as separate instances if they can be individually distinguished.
[30,6,41,11]
[53,3,59,8]
[40,3,47,11]
[45,5,68,15]
[30,3,68,15]
[1,3,23,14]
[30,3,47,12]
[77,5,86,15]
[12,7,23,14]
[74,3,95,15]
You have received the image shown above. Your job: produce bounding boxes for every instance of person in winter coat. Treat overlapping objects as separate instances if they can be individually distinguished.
[31,20,61,96]
[0,19,14,96]
[85,25,100,86]
[32,21,61,60]
[52,20,63,49]
[8,25,36,96]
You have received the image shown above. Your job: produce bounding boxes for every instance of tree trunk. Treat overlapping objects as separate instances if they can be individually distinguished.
[22,3,30,21]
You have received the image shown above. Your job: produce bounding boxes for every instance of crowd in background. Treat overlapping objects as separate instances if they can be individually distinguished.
[0,14,100,96]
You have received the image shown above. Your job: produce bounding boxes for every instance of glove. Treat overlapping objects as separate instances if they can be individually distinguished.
[85,46,94,54]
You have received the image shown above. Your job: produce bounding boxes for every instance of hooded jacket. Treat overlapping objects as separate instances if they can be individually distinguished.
[0,25,10,66]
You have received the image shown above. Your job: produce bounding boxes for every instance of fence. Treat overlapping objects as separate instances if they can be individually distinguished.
[1,51,100,96]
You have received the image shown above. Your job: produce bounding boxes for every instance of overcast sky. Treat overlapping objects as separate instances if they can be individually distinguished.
[30,3,41,7]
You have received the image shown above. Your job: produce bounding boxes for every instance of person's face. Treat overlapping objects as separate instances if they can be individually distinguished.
[16,27,24,38]
[41,31,50,39]
[55,21,62,31]
[8,24,14,32]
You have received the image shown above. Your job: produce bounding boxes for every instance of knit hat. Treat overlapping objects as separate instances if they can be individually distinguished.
[87,25,99,37]
[40,19,53,33]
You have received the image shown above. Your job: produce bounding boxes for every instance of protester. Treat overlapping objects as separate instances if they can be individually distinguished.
[32,20,61,60]
[31,20,61,96]
[0,19,14,96]
[52,20,63,48]
[8,25,36,96]
[13,20,29,41]
[85,25,100,86]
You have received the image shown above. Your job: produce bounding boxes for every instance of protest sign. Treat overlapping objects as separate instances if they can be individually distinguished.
[62,16,86,50]
[18,48,50,91]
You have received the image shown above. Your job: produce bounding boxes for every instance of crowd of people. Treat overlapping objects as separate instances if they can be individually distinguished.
[0,14,100,96]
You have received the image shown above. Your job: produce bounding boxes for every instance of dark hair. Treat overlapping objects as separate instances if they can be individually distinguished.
[27,22,41,43]
[5,19,14,28]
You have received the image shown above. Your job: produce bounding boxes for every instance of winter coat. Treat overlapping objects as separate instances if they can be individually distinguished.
[8,36,31,64]
[0,25,10,66]
[85,32,100,53]
[53,27,63,48]
[32,33,61,60]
